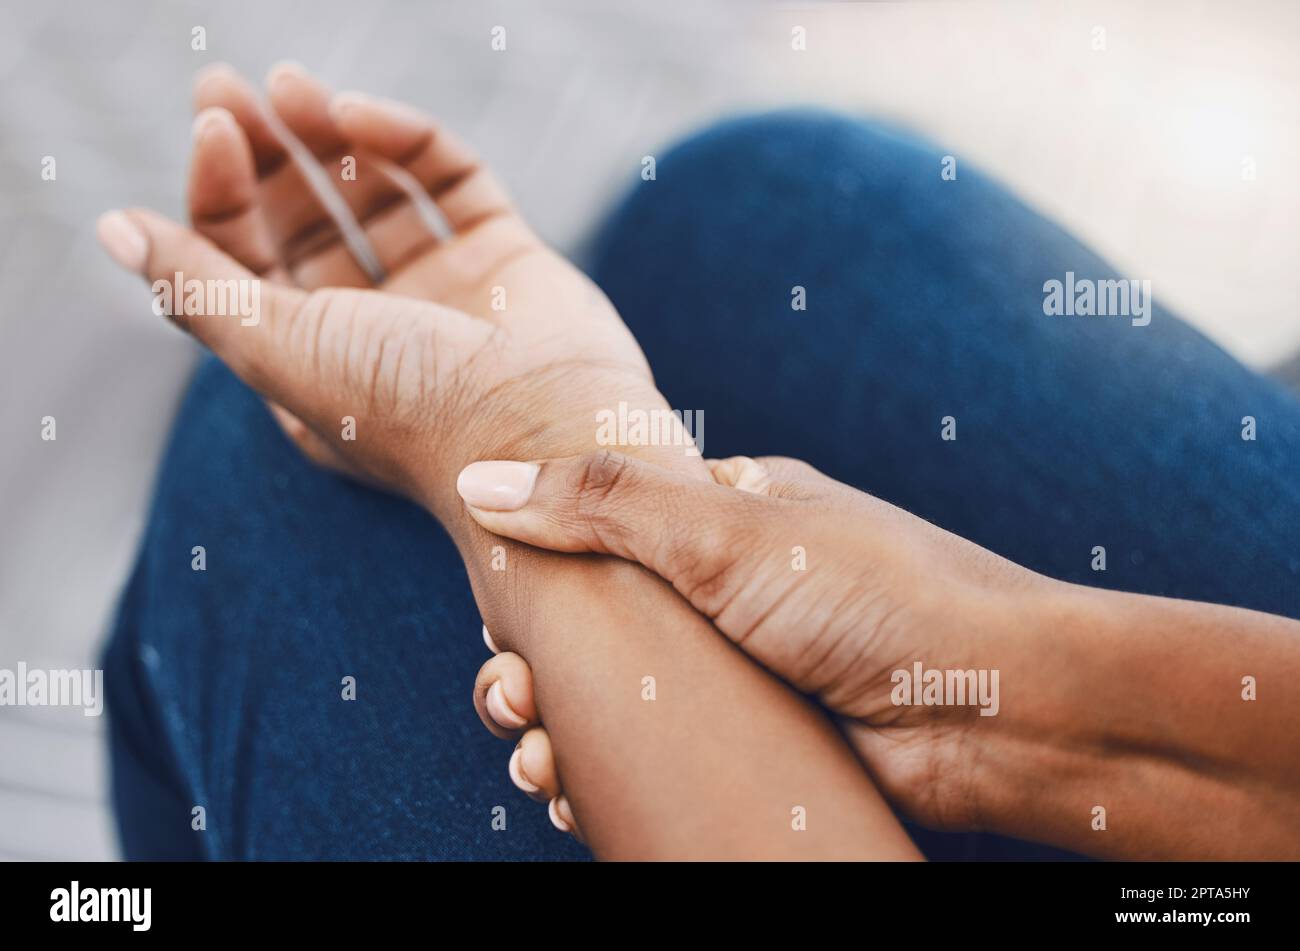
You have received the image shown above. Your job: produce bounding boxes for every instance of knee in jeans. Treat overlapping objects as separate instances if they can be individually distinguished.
[595,109,939,244]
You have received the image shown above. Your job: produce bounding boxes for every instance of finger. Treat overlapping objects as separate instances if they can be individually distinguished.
[750,455,828,486]
[548,795,582,840]
[196,63,407,289]
[194,62,352,273]
[473,652,538,740]
[707,455,840,500]
[97,207,490,463]
[456,451,767,604]
[97,208,305,393]
[192,64,332,286]
[187,106,283,278]
[329,92,514,231]
[193,62,287,173]
[265,63,440,283]
[705,456,772,494]
[482,624,500,654]
[265,61,348,155]
[289,199,441,291]
[262,62,376,288]
[509,727,560,802]
[752,455,864,503]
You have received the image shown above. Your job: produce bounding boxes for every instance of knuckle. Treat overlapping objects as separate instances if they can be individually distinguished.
[758,456,826,501]
[565,450,644,557]
[571,450,632,510]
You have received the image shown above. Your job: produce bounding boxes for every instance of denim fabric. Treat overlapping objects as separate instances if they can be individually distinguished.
[103,111,1300,861]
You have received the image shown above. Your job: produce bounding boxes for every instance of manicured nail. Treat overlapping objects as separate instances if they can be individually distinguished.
[192,107,234,143]
[486,680,527,729]
[508,747,539,793]
[548,796,573,833]
[96,211,147,274]
[482,624,500,654]
[456,461,539,511]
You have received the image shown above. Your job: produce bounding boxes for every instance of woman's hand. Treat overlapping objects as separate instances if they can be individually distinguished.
[466,450,1300,859]
[463,451,1047,832]
[99,62,679,526]
[97,67,929,860]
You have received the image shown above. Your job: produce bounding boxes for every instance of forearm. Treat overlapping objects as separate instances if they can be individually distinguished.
[412,301,916,854]
[451,517,919,859]
[975,581,1300,859]
[401,377,919,859]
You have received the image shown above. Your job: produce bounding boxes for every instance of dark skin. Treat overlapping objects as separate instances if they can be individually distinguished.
[106,64,1299,860]
[97,63,920,860]
[466,451,1300,859]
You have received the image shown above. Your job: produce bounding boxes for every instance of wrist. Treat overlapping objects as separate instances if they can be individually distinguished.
[958,579,1266,858]
[949,578,1122,845]
[415,378,707,521]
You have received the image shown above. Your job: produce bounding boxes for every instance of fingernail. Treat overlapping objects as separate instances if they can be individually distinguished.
[96,211,147,274]
[194,62,237,87]
[457,461,539,511]
[192,107,234,143]
[266,59,307,89]
[548,796,573,833]
[486,680,527,729]
[482,624,500,654]
[508,746,539,793]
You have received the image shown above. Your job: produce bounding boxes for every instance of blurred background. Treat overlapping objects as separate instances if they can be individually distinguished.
[1,0,1297,860]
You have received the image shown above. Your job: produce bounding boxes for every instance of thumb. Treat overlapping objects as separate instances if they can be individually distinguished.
[96,207,306,400]
[456,450,774,603]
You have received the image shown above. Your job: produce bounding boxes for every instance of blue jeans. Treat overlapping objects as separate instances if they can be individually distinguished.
[103,111,1300,861]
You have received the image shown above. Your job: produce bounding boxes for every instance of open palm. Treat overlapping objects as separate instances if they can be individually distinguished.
[169,62,663,502]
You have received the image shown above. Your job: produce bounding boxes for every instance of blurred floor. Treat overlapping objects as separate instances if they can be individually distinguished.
[1,0,1296,860]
